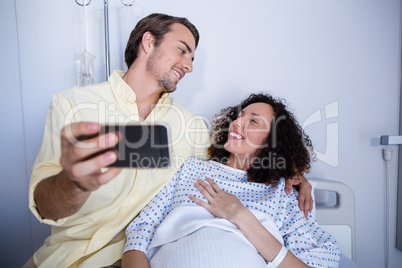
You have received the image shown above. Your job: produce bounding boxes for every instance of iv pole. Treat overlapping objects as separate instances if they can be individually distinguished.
[104,0,110,79]
[75,0,135,80]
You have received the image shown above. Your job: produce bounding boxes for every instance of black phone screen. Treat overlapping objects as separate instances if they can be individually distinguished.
[105,124,171,168]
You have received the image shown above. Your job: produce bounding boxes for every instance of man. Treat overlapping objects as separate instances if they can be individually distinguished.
[26,13,312,268]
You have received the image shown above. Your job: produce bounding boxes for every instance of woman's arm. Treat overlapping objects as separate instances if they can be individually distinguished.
[281,193,340,267]
[122,250,150,268]
[123,185,170,260]
[122,161,191,266]
[189,178,312,268]
[234,207,312,267]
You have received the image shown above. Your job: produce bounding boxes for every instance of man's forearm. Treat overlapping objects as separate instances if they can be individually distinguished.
[34,170,90,220]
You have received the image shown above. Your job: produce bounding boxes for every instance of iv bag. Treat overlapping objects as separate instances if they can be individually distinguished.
[75,50,96,86]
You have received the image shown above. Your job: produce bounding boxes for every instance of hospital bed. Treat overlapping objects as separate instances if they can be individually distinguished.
[310,179,360,268]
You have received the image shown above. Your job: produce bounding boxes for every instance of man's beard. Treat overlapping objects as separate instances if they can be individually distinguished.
[158,75,176,93]
[146,48,177,93]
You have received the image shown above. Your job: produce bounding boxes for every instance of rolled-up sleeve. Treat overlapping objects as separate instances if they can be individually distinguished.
[29,94,72,225]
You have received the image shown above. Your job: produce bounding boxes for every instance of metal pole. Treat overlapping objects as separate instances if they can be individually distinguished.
[104,0,110,79]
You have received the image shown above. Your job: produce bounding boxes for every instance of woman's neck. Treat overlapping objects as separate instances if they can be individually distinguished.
[225,154,251,171]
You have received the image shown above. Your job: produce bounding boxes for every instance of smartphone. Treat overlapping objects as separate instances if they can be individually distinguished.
[101,124,171,168]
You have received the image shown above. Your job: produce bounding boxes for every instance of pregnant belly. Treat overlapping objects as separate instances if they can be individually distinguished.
[149,226,267,268]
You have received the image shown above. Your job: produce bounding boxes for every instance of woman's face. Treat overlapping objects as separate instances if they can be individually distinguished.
[224,102,274,160]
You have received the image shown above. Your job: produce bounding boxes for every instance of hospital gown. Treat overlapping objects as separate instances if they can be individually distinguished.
[124,157,340,267]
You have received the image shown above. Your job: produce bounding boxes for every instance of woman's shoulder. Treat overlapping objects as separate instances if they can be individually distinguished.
[182,157,212,169]
[184,156,205,164]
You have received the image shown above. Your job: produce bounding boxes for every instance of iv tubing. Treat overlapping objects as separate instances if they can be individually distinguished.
[385,159,389,268]
[383,148,392,268]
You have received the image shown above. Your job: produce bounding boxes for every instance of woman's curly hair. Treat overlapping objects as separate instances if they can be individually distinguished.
[208,93,314,185]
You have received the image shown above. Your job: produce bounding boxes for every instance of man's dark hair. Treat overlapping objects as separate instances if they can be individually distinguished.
[124,13,199,69]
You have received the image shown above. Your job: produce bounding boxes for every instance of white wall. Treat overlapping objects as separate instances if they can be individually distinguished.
[1,0,401,267]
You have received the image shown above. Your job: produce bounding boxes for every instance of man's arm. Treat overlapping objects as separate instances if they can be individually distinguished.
[284,175,313,219]
[34,122,121,220]
[35,171,90,220]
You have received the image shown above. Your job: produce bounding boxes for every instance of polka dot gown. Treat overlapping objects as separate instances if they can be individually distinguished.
[124,157,340,267]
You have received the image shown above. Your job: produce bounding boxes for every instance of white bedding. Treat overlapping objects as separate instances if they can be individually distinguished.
[149,206,283,252]
[150,226,268,268]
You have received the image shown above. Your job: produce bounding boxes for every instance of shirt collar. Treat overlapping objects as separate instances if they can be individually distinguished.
[109,70,136,107]
[109,70,171,110]
[158,92,171,110]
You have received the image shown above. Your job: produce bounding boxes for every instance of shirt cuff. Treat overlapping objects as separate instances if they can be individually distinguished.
[29,168,67,226]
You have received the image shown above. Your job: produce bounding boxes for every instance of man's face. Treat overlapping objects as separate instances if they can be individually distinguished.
[146,23,196,93]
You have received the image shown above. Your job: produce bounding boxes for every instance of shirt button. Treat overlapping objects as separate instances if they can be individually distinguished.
[114,220,118,224]
[129,200,134,205]
[94,241,99,246]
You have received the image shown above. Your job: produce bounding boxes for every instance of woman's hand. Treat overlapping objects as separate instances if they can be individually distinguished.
[189,178,311,267]
[188,178,247,223]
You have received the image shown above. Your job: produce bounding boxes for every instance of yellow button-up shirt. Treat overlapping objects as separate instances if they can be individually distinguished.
[29,70,210,267]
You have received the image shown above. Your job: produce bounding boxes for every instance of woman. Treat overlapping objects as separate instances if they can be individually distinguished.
[122,93,340,268]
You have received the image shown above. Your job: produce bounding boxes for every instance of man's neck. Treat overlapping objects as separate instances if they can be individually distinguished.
[122,68,164,121]
[135,90,163,121]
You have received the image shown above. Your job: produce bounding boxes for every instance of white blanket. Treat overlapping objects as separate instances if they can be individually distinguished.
[148,205,284,253]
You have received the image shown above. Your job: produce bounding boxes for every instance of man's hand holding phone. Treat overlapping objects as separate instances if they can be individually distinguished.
[60,122,122,192]
[36,121,169,220]
[34,122,122,220]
